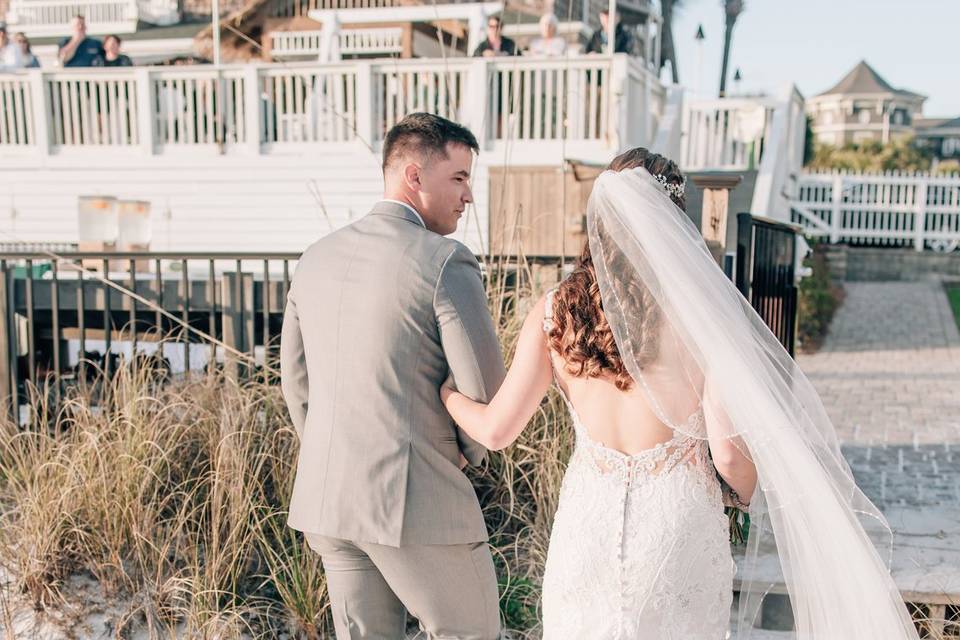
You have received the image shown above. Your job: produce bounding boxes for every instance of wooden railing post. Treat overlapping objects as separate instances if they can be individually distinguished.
[27,69,51,155]
[243,65,262,154]
[465,58,489,150]
[692,173,742,265]
[134,67,155,155]
[609,53,629,150]
[354,60,377,147]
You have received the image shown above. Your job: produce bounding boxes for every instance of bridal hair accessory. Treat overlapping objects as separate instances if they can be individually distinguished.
[654,173,686,200]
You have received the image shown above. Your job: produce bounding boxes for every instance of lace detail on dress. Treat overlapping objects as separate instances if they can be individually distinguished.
[540,286,734,639]
[563,398,710,486]
[544,286,711,486]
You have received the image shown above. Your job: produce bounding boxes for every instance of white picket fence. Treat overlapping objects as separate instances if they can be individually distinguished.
[791,170,960,252]
[0,55,661,163]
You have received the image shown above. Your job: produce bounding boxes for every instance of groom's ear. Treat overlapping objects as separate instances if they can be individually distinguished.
[402,161,423,192]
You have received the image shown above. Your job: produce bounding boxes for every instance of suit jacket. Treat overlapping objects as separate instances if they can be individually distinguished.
[280,200,506,547]
[586,24,633,54]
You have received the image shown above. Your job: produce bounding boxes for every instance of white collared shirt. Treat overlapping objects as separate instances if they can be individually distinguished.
[382,199,426,228]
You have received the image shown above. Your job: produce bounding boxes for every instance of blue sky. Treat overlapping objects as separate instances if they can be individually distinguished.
[667,0,959,116]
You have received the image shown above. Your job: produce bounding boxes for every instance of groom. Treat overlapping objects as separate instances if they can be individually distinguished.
[280,113,505,639]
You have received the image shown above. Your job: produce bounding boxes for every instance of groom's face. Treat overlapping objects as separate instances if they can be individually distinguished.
[416,142,475,236]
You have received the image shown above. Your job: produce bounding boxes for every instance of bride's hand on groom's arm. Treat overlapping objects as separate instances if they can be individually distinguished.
[440,382,475,469]
[440,294,555,451]
[440,373,457,403]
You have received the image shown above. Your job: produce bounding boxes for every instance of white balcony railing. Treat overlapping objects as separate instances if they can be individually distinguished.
[751,86,806,220]
[339,27,403,56]
[681,97,780,172]
[6,0,139,36]
[270,27,404,59]
[270,0,399,19]
[678,88,806,221]
[0,55,664,163]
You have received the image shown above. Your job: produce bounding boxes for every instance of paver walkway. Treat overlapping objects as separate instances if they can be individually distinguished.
[796,281,960,617]
[797,281,960,512]
[797,281,960,450]
[732,281,960,638]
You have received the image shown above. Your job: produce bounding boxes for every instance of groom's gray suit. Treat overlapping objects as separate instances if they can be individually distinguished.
[280,200,505,639]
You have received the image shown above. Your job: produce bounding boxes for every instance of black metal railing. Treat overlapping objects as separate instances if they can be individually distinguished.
[0,252,302,420]
[735,213,799,356]
[0,239,799,421]
[0,251,576,420]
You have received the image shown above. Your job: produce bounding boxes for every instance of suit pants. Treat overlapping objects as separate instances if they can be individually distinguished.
[304,533,501,640]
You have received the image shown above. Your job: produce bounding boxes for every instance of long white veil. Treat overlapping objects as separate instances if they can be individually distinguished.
[586,167,918,638]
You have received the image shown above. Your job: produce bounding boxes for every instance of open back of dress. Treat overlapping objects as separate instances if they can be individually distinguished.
[540,287,735,639]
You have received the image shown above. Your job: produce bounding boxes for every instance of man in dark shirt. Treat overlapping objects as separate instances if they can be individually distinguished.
[472,15,520,57]
[58,15,104,67]
[92,34,133,67]
[586,9,634,54]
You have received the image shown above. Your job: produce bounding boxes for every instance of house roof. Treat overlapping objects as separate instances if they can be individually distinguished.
[916,116,960,133]
[915,117,951,129]
[816,60,925,100]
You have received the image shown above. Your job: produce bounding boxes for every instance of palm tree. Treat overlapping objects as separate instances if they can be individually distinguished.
[718,0,744,97]
[659,0,681,83]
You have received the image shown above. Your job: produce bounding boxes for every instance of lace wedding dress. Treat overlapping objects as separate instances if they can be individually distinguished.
[540,289,735,639]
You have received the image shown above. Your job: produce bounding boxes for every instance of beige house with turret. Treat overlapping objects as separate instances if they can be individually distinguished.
[807,60,926,146]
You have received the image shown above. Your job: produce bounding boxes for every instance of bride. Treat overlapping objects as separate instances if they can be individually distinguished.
[440,148,920,639]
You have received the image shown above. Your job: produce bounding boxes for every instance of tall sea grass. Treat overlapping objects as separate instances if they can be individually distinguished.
[0,260,946,639]
[0,267,569,639]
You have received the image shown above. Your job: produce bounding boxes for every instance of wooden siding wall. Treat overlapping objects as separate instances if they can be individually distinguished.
[488,163,603,258]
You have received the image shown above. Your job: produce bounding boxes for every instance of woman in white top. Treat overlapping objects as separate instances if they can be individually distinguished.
[528,13,567,56]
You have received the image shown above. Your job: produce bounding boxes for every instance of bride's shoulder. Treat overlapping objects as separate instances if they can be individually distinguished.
[524,293,548,321]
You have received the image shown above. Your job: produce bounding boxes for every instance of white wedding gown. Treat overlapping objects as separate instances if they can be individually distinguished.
[540,291,736,639]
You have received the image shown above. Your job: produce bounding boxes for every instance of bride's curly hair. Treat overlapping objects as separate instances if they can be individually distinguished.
[546,147,686,391]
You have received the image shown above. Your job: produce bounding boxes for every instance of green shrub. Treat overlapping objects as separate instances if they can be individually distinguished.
[797,244,845,352]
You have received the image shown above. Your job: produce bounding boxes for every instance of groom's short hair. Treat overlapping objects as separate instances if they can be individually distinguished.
[382,113,479,173]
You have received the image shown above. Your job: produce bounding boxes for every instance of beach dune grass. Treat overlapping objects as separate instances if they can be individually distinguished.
[0,273,567,639]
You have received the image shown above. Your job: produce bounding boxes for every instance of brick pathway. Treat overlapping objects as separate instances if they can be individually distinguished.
[797,281,960,446]
[795,280,960,610]
[797,281,960,510]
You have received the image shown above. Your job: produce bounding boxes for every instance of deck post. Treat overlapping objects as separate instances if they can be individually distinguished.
[0,265,11,420]
[221,271,254,382]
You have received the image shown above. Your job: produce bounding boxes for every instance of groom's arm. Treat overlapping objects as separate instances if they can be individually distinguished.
[280,284,309,440]
[435,243,507,467]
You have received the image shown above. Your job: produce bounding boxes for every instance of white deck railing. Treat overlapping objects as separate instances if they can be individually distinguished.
[270,0,399,18]
[791,170,960,252]
[679,87,806,222]
[751,86,806,220]
[0,55,662,162]
[270,28,404,59]
[339,27,403,56]
[6,0,140,36]
[681,97,779,171]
